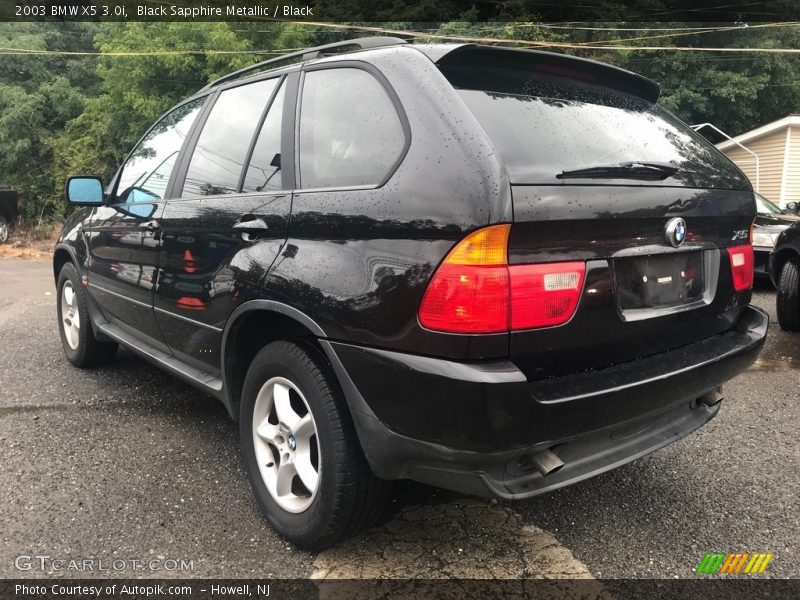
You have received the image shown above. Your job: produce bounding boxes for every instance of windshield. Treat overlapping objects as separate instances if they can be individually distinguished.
[452,78,749,190]
[755,194,783,214]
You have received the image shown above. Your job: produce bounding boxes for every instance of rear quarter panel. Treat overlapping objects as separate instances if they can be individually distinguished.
[264,47,514,360]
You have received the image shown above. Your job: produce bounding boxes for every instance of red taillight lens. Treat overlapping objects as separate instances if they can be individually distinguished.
[418,225,586,334]
[509,262,586,329]
[728,244,754,291]
[418,264,509,333]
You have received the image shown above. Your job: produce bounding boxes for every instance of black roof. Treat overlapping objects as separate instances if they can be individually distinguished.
[199,36,660,104]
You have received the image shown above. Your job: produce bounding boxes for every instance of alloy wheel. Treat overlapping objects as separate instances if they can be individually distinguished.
[252,376,320,513]
[61,281,80,350]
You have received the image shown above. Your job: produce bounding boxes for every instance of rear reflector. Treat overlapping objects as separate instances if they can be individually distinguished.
[728,244,754,291]
[509,262,586,330]
[418,225,586,334]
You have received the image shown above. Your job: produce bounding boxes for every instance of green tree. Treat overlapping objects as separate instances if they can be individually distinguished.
[52,22,316,201]
[0,23,97,219]
[8,18,800,223]
[574,23,800,137]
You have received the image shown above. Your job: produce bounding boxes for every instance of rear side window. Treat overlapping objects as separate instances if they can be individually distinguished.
[182,78,279,198]
[115,98,205,203]
[298,68,404,189]
[241,81,286,193]
[446,64,749,190]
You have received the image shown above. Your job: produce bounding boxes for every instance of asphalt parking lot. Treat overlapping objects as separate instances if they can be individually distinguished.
[1,259,797,580]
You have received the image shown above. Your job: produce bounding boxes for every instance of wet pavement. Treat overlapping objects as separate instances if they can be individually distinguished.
[0,260,797,579]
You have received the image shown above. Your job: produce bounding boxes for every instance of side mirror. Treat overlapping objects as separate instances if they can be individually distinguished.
[66,177,104,205]
[787,201,798,211]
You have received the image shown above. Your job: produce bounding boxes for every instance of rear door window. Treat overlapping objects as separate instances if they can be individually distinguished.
[298,68,404,189]
[241,81,286,193]
[181,78,279,198]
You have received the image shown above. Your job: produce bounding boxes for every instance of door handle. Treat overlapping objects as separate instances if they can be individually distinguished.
[233,216,269,232]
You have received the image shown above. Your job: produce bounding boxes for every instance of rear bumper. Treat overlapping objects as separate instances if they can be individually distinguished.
[321,305,767,499]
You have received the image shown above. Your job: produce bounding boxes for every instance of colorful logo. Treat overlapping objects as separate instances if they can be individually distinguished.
[695,552,774,574]
[665,217,687,247]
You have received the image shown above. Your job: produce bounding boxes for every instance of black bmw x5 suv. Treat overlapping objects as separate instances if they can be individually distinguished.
[55,37,767,550]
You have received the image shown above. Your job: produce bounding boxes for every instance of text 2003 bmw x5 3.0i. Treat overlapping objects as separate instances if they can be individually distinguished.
[54,38,767,550]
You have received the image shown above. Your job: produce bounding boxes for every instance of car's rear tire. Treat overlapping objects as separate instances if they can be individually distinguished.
[777,258,800,331]
[57,263,118,367]
[0,216,8,244]
[240,340,390,551]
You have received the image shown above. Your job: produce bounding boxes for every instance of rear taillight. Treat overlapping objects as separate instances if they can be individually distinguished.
[418,225,510,334]
[728,244,754,291]
[418,225,585,334]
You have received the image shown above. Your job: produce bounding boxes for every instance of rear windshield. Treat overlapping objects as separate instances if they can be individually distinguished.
[449,69,749,190]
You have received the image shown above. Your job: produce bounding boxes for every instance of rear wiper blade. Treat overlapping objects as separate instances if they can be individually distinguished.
[557,161,679,181]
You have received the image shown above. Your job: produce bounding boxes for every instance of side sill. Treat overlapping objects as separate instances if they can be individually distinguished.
[95,322,226,403]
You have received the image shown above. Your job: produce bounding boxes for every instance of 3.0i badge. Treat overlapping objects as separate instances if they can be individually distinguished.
[665,217,687,247]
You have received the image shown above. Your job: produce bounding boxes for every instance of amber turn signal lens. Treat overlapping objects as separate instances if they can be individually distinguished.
[443,224,510,266]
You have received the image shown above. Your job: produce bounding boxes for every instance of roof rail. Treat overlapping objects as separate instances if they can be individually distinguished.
[199,36,407,92]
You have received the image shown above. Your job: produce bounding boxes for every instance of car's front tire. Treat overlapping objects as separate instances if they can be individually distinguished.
[56,263,118,367]
[240,340,389,551]
[777,258,800,331]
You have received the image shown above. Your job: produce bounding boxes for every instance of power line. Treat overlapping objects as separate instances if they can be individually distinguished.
[3,21,800,56]
[568,44,800,53]
[663,81,800,91]
[281,20,800,53]
[0,47,302,56]
[531,23,762,31]
[570,20,800,46]
[5,21,774,35]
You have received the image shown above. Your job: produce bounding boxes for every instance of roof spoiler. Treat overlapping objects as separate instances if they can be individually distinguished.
[433,44,660,103]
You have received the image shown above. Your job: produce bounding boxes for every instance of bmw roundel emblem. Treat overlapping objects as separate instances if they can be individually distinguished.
[665,217,687,247]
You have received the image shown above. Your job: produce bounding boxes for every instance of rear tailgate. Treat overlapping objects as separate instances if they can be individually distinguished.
[436,45,756,380]
[508,185,753,379]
